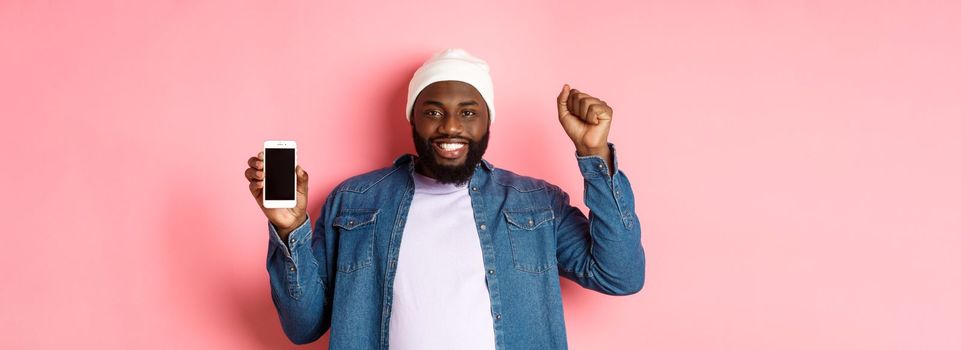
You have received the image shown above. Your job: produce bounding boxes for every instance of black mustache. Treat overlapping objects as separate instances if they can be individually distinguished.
[431,138,472,144]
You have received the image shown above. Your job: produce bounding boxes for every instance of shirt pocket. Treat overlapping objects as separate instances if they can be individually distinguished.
[332,208,379,273]
[503,207,556,273]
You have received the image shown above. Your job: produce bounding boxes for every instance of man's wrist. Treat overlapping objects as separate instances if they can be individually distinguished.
[276,216,308,242]
[575,144,609,157]
[575,143,615,177]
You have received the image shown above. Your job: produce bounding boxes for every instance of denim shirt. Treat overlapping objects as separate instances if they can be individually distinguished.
[265,142,645,349]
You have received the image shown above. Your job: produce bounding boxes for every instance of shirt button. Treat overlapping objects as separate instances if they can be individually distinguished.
[290,238,296,243]
[495,313,502,320]
[527,219,533,226]
[479,224,487,230]
[598,164,604,169]
[488,269,495,274]
[348,220,355,226]
[289,266,295,271]
[472,186,478,191]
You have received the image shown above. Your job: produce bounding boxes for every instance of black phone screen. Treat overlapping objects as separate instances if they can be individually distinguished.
[265,148,296,200]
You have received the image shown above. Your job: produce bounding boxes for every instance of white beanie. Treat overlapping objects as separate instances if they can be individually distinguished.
[406,48,495,124]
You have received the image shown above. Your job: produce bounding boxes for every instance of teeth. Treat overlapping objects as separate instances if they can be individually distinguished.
[439,143,465,151]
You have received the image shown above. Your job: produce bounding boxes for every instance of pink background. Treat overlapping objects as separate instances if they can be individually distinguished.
[2,1,959,349]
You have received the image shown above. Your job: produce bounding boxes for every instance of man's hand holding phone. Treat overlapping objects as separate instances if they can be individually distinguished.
[245,150,309,241]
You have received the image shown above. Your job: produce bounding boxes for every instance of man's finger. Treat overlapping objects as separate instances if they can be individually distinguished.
[296,165,309,195]
[599,102,613,121]
[248,156,262,170]
[249,180,263,198]
[556,84,571,117]
[245,167,264,181]
[587,103,609,125]
[567,89,579,119]
[579,97,602,123]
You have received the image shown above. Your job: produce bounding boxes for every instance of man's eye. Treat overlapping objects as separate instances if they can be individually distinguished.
[462,110,476,117]
[425,110,442,117]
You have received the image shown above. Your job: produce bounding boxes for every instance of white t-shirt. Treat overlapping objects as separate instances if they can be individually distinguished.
[388,171,496,349]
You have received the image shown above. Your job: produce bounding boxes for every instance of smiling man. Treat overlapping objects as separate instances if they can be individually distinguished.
[409,80,491,186]
[245,48,646,349]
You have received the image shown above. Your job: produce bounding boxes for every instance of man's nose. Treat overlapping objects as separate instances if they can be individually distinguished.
[439,114,464,135]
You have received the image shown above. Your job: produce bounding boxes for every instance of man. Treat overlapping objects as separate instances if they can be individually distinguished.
[244,48,645,349]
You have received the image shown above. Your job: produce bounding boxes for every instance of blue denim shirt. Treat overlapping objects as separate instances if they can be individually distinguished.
[266,142,645,349]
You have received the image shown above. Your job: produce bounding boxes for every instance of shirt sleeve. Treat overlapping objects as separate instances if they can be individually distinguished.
[265,191,338,344]
[552,142,646,295]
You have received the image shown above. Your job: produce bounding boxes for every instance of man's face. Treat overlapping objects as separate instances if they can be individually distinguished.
[410,80,491,186]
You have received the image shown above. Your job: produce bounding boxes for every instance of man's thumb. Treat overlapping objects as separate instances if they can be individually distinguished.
[296,165,309,194]
[556,83,571,116]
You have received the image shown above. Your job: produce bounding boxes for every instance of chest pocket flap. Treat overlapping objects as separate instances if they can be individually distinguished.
[331,208,379,273]
[332,209,379,230]
[504,208,555,230]
[503,207,556,273]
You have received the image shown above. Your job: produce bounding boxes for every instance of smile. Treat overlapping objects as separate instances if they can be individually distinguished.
[432,140,468,159]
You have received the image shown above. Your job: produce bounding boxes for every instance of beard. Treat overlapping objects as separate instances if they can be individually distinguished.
[412,127,490,187]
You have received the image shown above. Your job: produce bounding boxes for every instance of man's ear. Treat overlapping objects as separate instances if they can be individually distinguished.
[486,102,492,128]
[409,106,417,127]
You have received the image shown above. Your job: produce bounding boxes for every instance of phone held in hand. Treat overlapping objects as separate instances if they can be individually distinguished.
[262,140,297,208]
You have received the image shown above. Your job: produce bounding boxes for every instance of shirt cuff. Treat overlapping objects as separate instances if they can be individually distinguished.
[576,142,619,179]
[268,214,312,259]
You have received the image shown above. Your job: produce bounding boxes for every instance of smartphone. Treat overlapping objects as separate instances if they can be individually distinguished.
[262,140,297,208]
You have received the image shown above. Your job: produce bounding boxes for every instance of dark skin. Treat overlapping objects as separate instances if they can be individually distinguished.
[557,83,614,173]
[244,80,615,240]
[410,80,491,178]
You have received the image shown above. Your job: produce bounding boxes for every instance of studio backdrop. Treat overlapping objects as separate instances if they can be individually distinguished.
[1,1,959,349]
